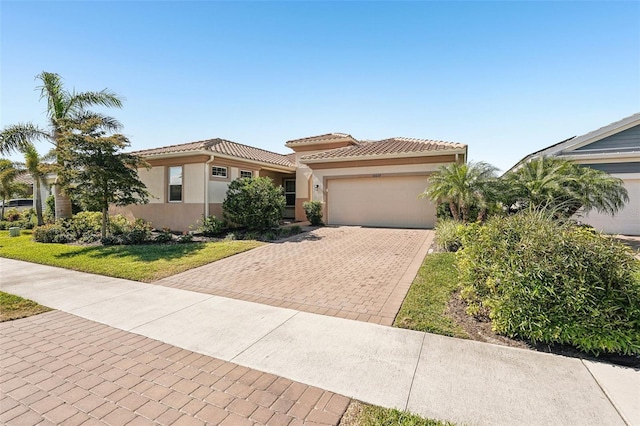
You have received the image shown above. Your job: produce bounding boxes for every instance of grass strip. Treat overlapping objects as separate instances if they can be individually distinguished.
[358,404,456,426]
[0,291,52,322]
[393,252,467,338]
[0,231,263,282]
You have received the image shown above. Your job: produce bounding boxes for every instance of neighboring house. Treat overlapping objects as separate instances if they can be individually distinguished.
[112,134,467,231]
[13,172,52,209]
[511,113,639,235]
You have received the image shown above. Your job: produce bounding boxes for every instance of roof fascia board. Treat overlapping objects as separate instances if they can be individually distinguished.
[300,148,467,164]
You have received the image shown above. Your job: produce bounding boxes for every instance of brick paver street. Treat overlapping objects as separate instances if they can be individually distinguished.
[0,311,350,425]
[156,227,433,326]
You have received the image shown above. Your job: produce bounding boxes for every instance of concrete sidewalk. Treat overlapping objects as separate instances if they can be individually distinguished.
[1,258,638,426]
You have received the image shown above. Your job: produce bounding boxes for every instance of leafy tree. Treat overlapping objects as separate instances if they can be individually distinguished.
[503,157,628,218]
[0,160,28,219]
[420,161,499,222]
[56,118,149,238]
[223,177,286,231]
[0,71,123,220]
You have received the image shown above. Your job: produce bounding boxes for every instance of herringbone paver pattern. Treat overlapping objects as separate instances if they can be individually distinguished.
[155,227,433,326]
[0,311,350,425]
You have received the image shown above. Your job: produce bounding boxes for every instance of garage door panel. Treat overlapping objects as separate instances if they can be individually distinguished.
[327,176,435,228]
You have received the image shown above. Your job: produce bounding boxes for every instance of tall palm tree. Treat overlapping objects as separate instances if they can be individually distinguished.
[421,161,499,222]
[0,71,123,219]
[503,157,628,218]
[22,144,55,226]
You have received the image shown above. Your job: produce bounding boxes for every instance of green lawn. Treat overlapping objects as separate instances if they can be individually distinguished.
[393,252,467,338]
[0,231,263,282]
[358,404,456,426]
[0,291,51,322]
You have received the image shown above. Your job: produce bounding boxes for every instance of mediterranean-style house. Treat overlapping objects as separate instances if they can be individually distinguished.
[111,133,468,231]
[511,113,639,235]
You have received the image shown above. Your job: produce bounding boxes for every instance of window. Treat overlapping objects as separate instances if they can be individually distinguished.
[168,166,182,202]
[284,179,296,207]
[212,166,228,178]
[240,170,253,179]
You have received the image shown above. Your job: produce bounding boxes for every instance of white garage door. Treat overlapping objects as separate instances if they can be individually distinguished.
[327,175,435,228]
[581,178,640,235]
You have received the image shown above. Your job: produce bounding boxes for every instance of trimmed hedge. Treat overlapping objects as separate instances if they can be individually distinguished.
[458,211,640,355]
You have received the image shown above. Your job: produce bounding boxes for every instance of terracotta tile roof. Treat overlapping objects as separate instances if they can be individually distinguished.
[132,139,295,168]
[300,137,466,161]
[15,172,34,185]
[285,133,356,146]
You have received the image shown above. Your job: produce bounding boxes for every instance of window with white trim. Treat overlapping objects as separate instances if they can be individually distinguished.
[168,166,182,202]
[212,166,228,178]
[240,170,253,179]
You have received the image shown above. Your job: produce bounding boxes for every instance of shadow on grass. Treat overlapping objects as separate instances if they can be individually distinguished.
[54,242,207,262]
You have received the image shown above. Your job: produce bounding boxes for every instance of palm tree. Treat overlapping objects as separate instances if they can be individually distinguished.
[421,161,499,222]
[0,71,123,219]
[0,159,27,219]
[22,144,55,226]
[503,157,628,218]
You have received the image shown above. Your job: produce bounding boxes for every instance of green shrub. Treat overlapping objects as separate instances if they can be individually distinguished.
[67,211,102,239]
[154,231,173,243]
[4,208,21,222]
[434,219,465,252]
[120,219,152,244]
[32,224,73,244]
[458,211,640,355]
[177,233,193,243]
[197,215,225,236]
[223,177,285,231]
[0,221,10,230]
[289,225,302,235]
[108,214,131,235]
[302,201,323,226]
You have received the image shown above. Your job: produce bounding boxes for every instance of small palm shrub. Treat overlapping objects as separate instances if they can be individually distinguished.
[434,219,465,252]
[458,211,640,355]
[303,201,323,226]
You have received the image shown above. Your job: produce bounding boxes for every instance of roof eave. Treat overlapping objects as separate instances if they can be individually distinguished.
[211,153,296,172]
[300,148,467,164]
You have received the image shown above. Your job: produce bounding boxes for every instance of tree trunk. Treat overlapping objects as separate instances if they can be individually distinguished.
[101,207,108,239]
[449,201,460,221]
[34,179,44,226]
[53,183,72,220]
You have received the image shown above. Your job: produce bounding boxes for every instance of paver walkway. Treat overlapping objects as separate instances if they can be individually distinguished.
[155,227,433,325]
[0,311,350,425]
[2,258,638,426]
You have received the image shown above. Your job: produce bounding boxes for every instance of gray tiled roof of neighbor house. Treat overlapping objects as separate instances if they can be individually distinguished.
[300,137,466,161]
[132,138,295,168]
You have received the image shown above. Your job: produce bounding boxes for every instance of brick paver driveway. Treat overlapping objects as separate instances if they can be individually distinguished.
[156,226,433,326]
[0,311,350,425]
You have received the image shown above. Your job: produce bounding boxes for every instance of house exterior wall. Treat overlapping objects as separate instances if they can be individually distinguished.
[573,124,640,152]
[116,155,295,231]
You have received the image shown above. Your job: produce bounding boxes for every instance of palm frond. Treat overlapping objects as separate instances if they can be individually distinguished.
[0,123,51,155]
[72,111,123,132]
[36,71,67,121]
[67,89,124,114]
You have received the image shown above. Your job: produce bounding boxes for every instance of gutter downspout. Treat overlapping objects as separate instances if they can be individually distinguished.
[204,156,215,217]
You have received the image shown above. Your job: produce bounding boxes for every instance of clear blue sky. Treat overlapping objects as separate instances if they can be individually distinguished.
[2,1,639,172]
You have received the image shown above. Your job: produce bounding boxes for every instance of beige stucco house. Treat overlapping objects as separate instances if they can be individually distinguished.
[112,133,467,231]
[511,113,639,235]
